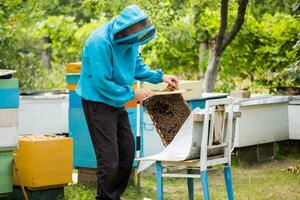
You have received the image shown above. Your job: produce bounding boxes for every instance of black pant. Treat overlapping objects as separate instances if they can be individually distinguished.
[82,99,135,200]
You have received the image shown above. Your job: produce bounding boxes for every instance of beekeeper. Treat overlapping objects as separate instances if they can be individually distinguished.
[76,5,177,200]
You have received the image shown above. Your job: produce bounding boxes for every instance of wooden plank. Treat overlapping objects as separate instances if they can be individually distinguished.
[162,173,200,178]
[78,168,97,185]
[230,90,251,98]
[147,90,186,98]
[143,80,203,101]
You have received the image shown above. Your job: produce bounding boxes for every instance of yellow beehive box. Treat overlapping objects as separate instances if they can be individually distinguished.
[13,135,73,189]
[66,62,81,73]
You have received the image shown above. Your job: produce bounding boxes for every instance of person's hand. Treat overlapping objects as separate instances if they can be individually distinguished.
[134,89,153,101]
[162,74,178,86]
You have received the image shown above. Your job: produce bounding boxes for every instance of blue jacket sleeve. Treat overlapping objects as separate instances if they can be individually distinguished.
[134,53,163,84]
[88,41,134,103]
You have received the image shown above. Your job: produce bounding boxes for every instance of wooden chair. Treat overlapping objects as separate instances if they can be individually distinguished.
[155,98,238,200]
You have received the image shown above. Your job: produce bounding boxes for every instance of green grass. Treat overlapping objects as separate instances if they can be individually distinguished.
[64,156,300,200]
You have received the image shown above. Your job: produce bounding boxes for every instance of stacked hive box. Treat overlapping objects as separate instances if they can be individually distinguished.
[13,135,73,189]
[8,134,72,199]
[0,151,13,196]
[0,78,19,196]
[66,62,144,169]
[0,78,19,149]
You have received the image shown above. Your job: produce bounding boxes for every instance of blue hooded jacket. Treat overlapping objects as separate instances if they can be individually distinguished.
[75,5,163,107]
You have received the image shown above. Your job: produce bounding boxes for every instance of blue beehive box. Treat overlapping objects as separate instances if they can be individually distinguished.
[0,79,19,108]
[69,107,143,168]
[66,72,144,169]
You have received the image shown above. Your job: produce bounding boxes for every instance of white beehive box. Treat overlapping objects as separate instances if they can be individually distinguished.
[19,93,68,135]
[234,95,290,147]
[0,127,19,149]
[143,80,202,100]
[0,109,18,127]
[0,109,19,149]
[288,96,300,140]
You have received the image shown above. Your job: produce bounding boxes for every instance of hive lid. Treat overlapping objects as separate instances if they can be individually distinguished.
[19,134,68,141]
[0,69,16,78]
[289,95,300,105]
[235,95,290,106]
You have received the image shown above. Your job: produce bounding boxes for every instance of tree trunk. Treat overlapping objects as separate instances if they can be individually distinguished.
[198,42,207,79]
[202,47,222,92]
[201,0,248,92]
[41,37,52,69]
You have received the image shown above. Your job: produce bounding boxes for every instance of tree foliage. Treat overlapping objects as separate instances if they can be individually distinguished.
[0,0,299,92]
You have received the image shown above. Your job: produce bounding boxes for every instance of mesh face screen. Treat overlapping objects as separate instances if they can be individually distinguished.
[116,29,156,45]
[114,18,153,40]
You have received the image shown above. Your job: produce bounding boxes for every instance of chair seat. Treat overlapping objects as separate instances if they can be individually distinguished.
[160,154,227,167]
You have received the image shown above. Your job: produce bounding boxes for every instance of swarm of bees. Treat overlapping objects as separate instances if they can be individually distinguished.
[144,83,191,146]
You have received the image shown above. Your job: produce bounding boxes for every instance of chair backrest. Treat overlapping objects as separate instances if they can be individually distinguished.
[200,98,234,170]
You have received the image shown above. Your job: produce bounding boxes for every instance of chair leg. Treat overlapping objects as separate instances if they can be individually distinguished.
[200,170,210,200]
[224,164,234,200]
[155,161,163,200]
[187,169,194,200]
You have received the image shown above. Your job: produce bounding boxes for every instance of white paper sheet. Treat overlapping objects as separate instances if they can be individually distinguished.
[137,108,202,173]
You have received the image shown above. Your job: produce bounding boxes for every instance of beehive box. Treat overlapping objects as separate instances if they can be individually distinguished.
[0,79,19,108]
[234,95,289,147]
[0,109,18,128]
[19,94,68,135]
[0,78,19,150]
[0,127,19,149]
[13,135,73,189]
[69,106,143,168]
[66,62,82,74]
[66,62,144,169]
[66,62,143,108]
[0,150,13,195]
[6,186,64,200]
[0,108,19,149]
